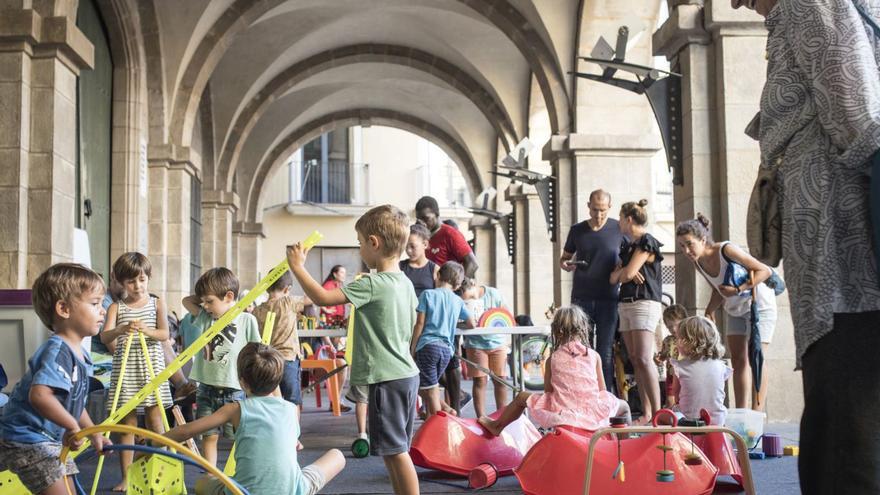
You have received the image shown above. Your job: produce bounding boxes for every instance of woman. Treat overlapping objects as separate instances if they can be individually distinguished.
[676,214,777,411]
[610,199,663,424]
[733,0,880,491]
[321,265,347,328]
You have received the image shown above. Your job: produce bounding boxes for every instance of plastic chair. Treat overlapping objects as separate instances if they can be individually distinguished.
[301,344,345,416]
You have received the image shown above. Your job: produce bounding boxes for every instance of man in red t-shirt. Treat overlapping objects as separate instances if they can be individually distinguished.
[414,196,479,277]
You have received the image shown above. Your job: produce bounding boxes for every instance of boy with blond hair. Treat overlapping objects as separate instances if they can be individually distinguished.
[182,267,261,466]
[0,264,112,495]
[288,204,421,494]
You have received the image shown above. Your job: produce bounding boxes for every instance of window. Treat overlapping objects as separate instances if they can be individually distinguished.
[299,130,351,204]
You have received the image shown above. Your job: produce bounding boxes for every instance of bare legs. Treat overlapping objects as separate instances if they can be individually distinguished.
[622,330,660,424]
[418,387,442,416]
[384,452,420,494]
[477,391,530,437]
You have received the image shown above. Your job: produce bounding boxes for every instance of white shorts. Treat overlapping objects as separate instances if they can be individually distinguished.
[618,300,662,332]
[726,307,777,344]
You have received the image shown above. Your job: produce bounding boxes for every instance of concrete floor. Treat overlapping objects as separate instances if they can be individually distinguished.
[76,381,801,494]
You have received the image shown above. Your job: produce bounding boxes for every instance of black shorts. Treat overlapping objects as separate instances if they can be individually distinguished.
[368,375,418,456]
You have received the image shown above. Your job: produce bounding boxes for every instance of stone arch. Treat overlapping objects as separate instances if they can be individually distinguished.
[135,0,167,144]
[167,0,571,149]
[244,109,483,224]
[214,43,518,193]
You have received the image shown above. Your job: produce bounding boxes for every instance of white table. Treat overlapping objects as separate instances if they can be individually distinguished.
[299,325,551,388]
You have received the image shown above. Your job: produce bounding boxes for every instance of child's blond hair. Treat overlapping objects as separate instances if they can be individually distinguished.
[354,205,409,257]
[662,303,688,329]
[676,316,725,360]
[550,305,592,352]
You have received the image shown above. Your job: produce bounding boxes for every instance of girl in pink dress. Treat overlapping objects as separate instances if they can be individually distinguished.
[479,306,630,436]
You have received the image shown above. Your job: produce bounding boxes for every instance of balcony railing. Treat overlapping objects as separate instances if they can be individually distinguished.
[295,159,369,205]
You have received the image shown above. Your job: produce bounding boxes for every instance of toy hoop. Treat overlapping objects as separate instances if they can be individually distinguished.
[59,424,245,495]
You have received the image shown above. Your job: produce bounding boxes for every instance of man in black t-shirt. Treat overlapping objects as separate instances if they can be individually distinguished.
[560,189,624,392]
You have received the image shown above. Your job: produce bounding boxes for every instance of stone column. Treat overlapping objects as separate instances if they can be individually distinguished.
[0,7,93,287]
[507,184,554,323]
[233,222,265,290]
[148,145,198,313]
[654,0,800,421]
[201,189,238,270]
[544,137,574,306]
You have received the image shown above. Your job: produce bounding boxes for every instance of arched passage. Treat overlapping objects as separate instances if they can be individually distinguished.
[213,43,518,192]
[245,108,484,224]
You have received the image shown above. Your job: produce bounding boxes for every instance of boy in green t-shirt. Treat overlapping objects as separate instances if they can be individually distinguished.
[288,204,421,495]
[182,267,261,467]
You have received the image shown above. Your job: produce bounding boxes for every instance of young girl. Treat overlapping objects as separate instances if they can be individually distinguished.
[100,252,172,491]
[399,223,439,298]
[479,306,630,436]
[460,278,509,418]
[657,304,688,407]
[671,316,732,426]
[610,199,663,424]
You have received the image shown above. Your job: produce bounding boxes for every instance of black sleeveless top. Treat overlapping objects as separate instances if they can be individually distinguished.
[618,233,664,302]
[399,259,436,298]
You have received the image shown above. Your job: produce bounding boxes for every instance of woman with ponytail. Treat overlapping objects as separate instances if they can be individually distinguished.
[610,199,664,423]
[675,214,777,412]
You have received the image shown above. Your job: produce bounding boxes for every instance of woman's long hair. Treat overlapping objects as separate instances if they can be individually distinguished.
[323,265,345,285]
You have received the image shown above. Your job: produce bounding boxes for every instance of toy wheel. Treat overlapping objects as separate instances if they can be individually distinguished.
[351,438,370,458]
[468,463,498,489]
[656,470,675,482]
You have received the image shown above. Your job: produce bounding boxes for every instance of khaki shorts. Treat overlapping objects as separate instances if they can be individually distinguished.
[345,384,369,404]
[198,465,325,495]
[618,300,662,332]
[465,347,508,378]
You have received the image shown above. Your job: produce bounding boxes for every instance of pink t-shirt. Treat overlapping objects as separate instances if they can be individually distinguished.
[426,224,472,265]
[672,358,733,426]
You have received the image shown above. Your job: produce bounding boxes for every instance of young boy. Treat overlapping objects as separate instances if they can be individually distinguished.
[657,304,688,407]
[252,270,309,407]
[0,263,112,495]
[165,343,345,494]
[182,267,261,466]
[411,262,476,416]
[287,204,421,495]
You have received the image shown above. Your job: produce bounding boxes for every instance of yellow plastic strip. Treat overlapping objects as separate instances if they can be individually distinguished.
[138,332,172,433]
[343,273,363,364]
[70,231,323,457]
[262,311,276,345]
[90,334,134,495]
[60,424,244,495]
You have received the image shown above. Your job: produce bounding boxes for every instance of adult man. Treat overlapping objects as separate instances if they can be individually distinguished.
[560,189,623,392]
[415,196,479,278]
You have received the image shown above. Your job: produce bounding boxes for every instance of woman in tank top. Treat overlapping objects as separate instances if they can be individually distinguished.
[676,213,778,412]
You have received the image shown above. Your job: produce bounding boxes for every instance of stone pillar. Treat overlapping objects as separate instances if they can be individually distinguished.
[233,222,265,289]
[0,6,93,287]
[544,137,574,307]
[201,189,238,270]
[148,145,198,313]
[654,0,800,421]
[469,220,496,287]
[507,184,554,323]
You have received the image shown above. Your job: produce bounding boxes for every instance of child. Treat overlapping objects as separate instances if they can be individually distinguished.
[671,316,732,426]
[399,223,438,298]
[657,304,688,407]
[252,270,308,407]
[0,264,111,495]
[411,262,476,416]
[459,278,509,418]
[99,253,173,489]
[165,343,344,494]
[288,204,421,495]
[182,267,261,466]
[479,306,630,436]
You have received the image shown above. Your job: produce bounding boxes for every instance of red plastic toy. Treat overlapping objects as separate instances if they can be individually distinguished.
[515,421,718,495]
[691,409,744,486]
[409,408,541,481]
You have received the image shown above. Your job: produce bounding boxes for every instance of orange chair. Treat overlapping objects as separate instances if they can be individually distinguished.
[302,344,345,416]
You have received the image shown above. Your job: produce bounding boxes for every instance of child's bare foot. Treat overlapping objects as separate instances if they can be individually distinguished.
[112,481,126,492]
[477,416,502,437]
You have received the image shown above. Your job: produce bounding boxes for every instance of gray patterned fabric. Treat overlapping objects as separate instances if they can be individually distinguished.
[756,0,880,367]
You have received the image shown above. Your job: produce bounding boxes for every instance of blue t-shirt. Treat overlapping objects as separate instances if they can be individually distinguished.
[0,336,92,444]
[415,288,470,352]
[563,219,624,301]
[178,312,201,350]
[464,286,508,350]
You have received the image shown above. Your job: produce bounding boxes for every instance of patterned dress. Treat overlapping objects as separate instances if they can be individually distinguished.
[757,0,880,367]
[107,297,173,413]
[527,341,620,431]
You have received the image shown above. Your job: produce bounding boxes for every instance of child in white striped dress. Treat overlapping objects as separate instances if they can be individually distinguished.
[100,252,172,491]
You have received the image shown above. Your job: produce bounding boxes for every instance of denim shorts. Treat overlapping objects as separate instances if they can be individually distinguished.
[279,358,303,406]
[196,384,244,438]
